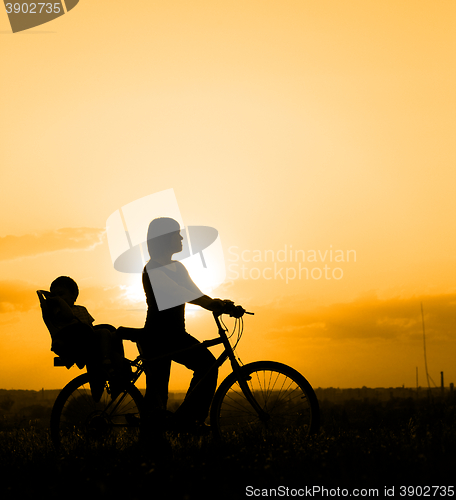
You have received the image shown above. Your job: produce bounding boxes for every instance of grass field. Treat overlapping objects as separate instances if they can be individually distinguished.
[1,395,455,499]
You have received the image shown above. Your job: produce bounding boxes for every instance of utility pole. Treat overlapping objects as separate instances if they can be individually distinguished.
[421,303,431,394]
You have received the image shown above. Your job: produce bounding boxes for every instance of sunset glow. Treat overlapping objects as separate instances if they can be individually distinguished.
[0,1,455,392]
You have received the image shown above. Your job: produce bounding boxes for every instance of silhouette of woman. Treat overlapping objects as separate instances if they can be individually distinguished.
[139,217,227,431]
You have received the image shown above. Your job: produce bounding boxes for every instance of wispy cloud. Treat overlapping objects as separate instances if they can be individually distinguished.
[0,228,104,261]
[257,292,456,341]
[0,280,37,313]
[0,281,130,315]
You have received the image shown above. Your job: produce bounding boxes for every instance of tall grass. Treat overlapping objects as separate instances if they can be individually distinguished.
[1,396,455,499]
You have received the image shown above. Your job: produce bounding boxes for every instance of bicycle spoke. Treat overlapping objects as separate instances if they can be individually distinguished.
[268,377,306,414]
[51,374,143,452]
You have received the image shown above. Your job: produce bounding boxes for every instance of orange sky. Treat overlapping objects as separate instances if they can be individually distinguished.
[1,1,455,391]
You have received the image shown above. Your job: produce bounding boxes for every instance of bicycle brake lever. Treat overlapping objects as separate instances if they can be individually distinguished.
[230,309,254,318]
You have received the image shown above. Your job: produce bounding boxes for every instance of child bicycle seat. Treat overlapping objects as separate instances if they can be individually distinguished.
[37,290,86,369]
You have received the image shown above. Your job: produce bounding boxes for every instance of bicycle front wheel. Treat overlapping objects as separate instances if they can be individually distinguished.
[50,373,144,453]
[210,361,319,440]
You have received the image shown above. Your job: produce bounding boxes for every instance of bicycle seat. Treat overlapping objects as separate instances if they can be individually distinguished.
[54,356,76,369]
[117,326,144,342]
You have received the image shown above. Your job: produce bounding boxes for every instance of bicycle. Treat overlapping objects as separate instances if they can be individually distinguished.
[49,305,320,452]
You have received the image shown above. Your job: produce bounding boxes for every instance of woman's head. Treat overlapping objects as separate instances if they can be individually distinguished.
[147,217,182,258]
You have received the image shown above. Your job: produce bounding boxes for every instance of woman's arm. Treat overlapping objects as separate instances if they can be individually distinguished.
[189,295,226,312]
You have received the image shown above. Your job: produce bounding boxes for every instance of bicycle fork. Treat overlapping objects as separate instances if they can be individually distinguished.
[234,368,271,424]
[213,312,270,424]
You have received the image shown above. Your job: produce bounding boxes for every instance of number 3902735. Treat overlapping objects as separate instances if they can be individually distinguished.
[400,486,454,497]
[5,3,61,14]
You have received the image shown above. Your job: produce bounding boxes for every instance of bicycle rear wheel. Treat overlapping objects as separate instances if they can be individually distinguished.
[50,373,144,453]
[210,361,319,440]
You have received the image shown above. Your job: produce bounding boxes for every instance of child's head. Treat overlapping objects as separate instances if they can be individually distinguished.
[50,276,79,306]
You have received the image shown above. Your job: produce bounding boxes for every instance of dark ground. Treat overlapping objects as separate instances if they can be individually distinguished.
[1,395,454,499]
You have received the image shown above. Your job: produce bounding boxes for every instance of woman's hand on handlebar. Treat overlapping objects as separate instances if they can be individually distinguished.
[219,300,246,318]
[190,296,251,316]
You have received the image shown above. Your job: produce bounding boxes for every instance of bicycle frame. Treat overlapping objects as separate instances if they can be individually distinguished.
[123,312,268,422]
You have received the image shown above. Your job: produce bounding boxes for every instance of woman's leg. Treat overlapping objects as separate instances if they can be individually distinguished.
[171,334,218,423]
[139,340,172,411]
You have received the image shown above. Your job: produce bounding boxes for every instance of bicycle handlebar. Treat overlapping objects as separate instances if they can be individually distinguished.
[214,302,254,318]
